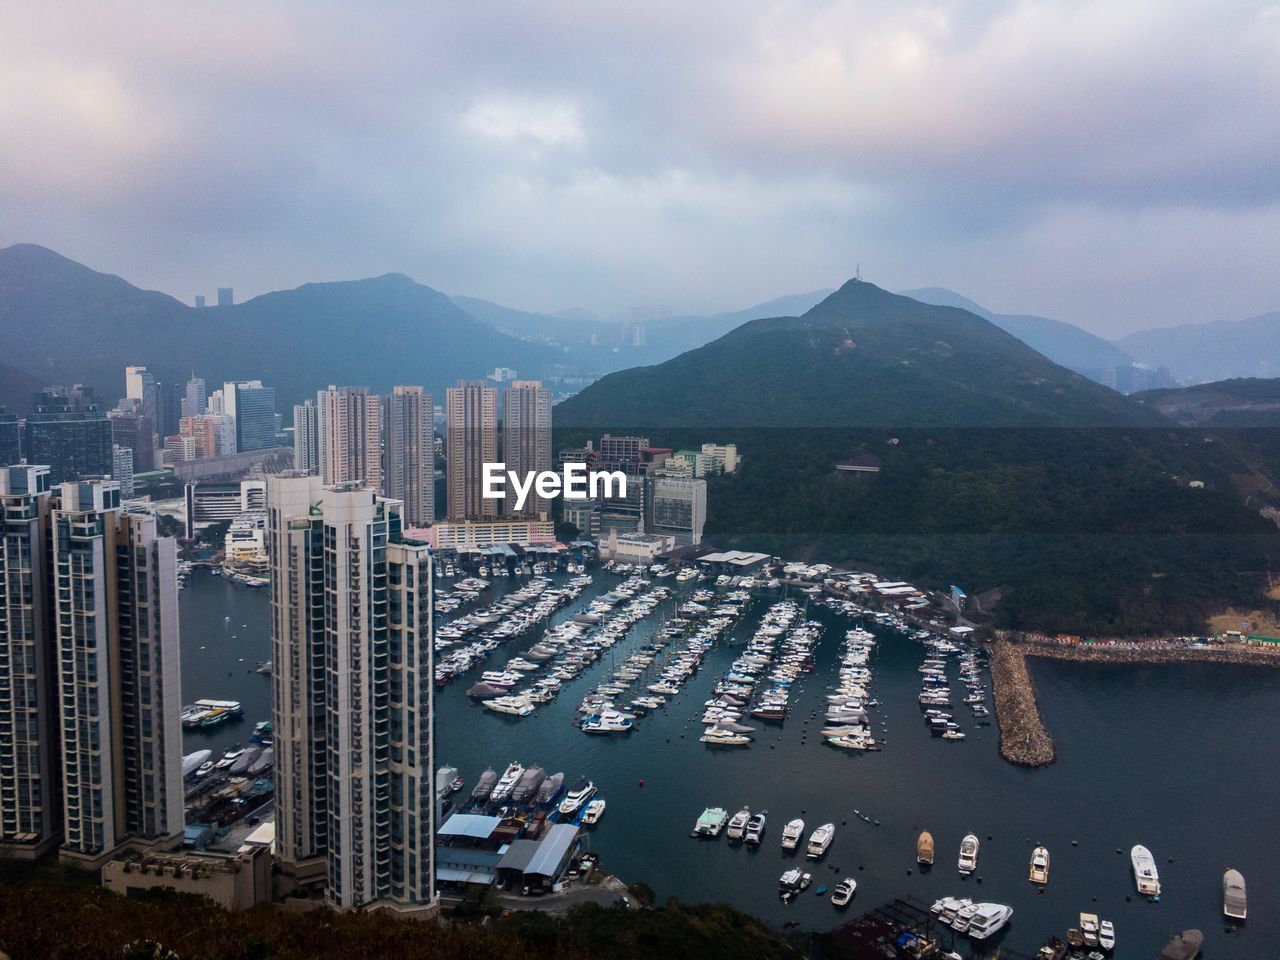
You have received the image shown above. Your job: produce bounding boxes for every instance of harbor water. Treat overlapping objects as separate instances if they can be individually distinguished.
[180,567,1280,957]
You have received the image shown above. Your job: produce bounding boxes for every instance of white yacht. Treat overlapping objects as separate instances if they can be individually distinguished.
[692,807,728,837]
[581,709,634,734]
[490,761,525,802]
[781,818,805,850]
[958,833,980,874]
[581,799,607,825]
[806,823,835,859]
[744,810,767,845]
[1099,919,1116,951]
[967,903,1013,940]
[700,727,750,746]
[1131,844,1161,896]
[482,694,535,717]
[1029,845,1050,884]
[726,807,751,841]
[830,878,857,907]
[557,778,595,816]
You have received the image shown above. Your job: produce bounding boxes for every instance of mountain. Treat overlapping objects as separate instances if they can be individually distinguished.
[0,244,560,410]
[1134,378,1280,427]
[451,295,611,346]
[1118,312,1280,384]
[559,281,1278,633]
[900,286,1137,380]
[559,280,1165,428]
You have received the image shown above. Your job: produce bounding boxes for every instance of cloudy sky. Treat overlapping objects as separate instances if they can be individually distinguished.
[3,1,1278,335]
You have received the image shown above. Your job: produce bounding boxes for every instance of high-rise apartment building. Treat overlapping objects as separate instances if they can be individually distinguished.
[384,387,434,526]
[502,381,551,519]
[0,407,21,465]
[268,474,435,912]
[217,287,234,307]
[26,387,113,484]
[224,381,277,453]
[292,400,320,476]
[445,381,497,520]
[645,476,707,546]
[318,386,382,488]
[111,445,135,497]
[109,400,156,473]
[0,469,183,866]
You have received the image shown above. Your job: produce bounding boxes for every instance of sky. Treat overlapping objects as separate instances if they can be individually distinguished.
[3,0,1279,337]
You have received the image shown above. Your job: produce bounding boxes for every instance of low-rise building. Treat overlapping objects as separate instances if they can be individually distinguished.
[408,517,556,550]
[101,845,272,910]
[601,530,675,562]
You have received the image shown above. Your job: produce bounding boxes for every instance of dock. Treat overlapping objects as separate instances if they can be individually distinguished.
[990,640,1056,767]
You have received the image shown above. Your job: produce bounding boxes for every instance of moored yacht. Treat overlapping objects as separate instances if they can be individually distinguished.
[490,761,524,802]
[581,798,607,825]
[1131,844,1161,896]
[692,807,729,837]
[471,767,497,800]
[806,823,835,859]
[557,778,596,816]
[744,810,767,845]
[1029,845,1050,884]
[830,878,856,907]
[917,831,934,865]
[958,833,980,874]
[781,818,805,850]
[967,902,1013,940]
[1099,920,1116,951]
[483,694,535,717]
[726,806,751,841]
[1223,867,1247,920]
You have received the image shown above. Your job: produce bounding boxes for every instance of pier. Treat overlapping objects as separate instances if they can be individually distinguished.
[990,640,1056,767]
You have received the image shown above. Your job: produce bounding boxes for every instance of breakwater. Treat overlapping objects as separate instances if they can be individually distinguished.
[989,640,1056,766]
[1019,640,1280,669]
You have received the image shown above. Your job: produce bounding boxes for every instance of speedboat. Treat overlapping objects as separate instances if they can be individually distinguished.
[781,818,805,850]
[195,760,215,778]
[806,823,835,859]
[744,810,767,845]
[182,749,212,777]
[1131,844,1161,896]
[830,878,856,907]
[917,831,935,865]
[1098,920,1116,951]
[581,799,606,825]
[726,807,751,841]
[215,746,244,770]
[958,833,980,874]
[967,903,1013,940]
[692,807,729,837]
[1029,845,1050,884]
[1223,868,1247,920]
[557,778,595,816]
[491,761,525,802]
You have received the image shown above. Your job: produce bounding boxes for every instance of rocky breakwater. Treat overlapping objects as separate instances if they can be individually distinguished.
[989,640,1056,767]
[1019,639,1280,670]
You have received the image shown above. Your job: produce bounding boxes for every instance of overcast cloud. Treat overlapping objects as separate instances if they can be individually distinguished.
[3,0,1279,335]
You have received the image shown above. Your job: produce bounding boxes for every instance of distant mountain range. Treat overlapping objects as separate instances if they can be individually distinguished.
[1118,312,1280,384]
[1134,378,1280,427]
[559,281,1279,633]
[0,243,561,410]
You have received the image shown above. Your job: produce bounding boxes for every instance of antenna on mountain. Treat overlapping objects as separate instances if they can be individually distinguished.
[855,263,862,282]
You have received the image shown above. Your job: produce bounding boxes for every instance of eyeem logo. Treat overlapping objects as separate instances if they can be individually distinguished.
[483,462,626,512]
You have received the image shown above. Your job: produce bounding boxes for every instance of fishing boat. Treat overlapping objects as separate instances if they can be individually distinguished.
[1131,844,1161,896]
[744,810,767,845]
[692,807,729,838]
[471,767,497,801]
[781,818,805,850]
[1098,920,1115,951]
[1029,845,1050,884]
[1223,867,1246,920]
[958,833,980,874]
[557,778,595,816]
[830,878,856,907]
[917,831,935,865]
[1158,929,1203,960]
[806,823,835,859]
[726,807,751,841]
[581,798,606,825]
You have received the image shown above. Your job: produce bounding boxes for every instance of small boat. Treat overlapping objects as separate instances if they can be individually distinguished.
[581,799,606,825]
[779,867,805,900]
[1098,920,1115,951]
[1223,867,1247,920]
[182,749,212,777]
[1066,928,1084,950]
[1131,844,1160,896]
[215,746,244,770]
[958,833,980,874]
[726,807,750,841]
[917,831,934,865]
[744,810,767,845]
[1037,936,1068,960]
[692,807,729,837]
[471,767,497,801]
[1158,929,1203,960]
[195,760,215,778]
[1079,913,1099,947]
[1029,845,1050,884]
[830,878,856,907]
[781,818,805,850]
[806,823,835,859]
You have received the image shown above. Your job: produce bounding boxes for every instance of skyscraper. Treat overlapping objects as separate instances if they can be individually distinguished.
[0,406,20,465]
[0,471,183,866]
[112,445,135,497]
[217,287,234,306]
[292,400,320,475]
[109,400,155,474]
[384,386,434,526]
[319,386,382,488]
[0,465,59,859]
[268,474,435,912]
[446,381,497,520]
[25,387,113,484]
[224,380,277,453]
[183,377,207,420]
[502,381,551,519]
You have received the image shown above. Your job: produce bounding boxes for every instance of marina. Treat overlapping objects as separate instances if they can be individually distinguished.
[179,563,1280,957]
